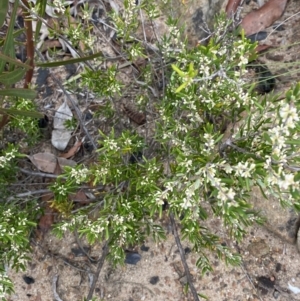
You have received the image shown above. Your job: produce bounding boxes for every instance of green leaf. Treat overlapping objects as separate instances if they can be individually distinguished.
[198,293,208,299]
[0,53,32,69]
[36,51,104,67]
[0,88,37,99]
[34,0,47,41]
[0,0,9,28]
[171,64,186,77]
[286,139,300,146]
[0,0,19,73]
[0,68,26,85]
[175,82,188,93]
[0,108,43,118]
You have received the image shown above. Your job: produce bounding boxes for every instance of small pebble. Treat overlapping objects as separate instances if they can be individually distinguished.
[273,24,285,31]
[273,289,280,299]
[149,276,159,285]
[22,275,35,284]
[140,245,150,252]
[247,31,267,42]
[38,115,49,128]
[125,252,141,265]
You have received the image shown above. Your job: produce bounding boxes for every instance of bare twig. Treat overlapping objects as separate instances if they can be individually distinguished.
[239,263,263,301]
[52,275,64,301]
[112,280,154,295]
[34,49,97,150]
[86,241,109,301]
[74,229,97,263]
[169,213,200,301]
[22,0,34,88]
[7,189,52,201]
[19,168,61,179]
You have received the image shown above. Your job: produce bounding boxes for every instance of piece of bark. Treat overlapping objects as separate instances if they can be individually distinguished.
[226,0,242,17]
[241,0,288,36]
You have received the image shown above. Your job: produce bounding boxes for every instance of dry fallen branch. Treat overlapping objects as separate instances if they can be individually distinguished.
[52,275,64,301]
[86,241,109,301]
[169,213,200,301]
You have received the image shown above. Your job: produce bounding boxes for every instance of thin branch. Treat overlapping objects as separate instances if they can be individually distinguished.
[52,275,64,301]
[169,213,200,301]
[19,168,61,179]
[86,241,109,301]
[7,189,52,201]
[35,48,97,150]
[22,0,34,88]
[74,229,97,263]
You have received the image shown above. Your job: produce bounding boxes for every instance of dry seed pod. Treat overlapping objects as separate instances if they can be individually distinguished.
[123,104,146,125]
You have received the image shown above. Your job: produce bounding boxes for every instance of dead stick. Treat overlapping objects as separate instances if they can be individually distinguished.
[169,213,200,301]
[21,0,34,88]
[86,242,109,301]
[34,49,97,150]
[52,275,64,301]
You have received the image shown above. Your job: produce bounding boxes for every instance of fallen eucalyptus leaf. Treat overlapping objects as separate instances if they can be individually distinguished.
[28,152,57,173]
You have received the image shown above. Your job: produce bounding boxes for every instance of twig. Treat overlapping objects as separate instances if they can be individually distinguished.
[20,168,61,179]
[239,263,263,301]
[169,213,200,301]
[22,0,34,88]
[112,280,154,295]
[52,275,64,301]
[7,189,52,201]
[34,49,97,151]
[86,241,109,301]
[74,229,97,263]
[234,243,263,301]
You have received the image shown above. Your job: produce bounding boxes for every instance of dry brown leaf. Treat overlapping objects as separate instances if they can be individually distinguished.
[57,157,77,168]
[255,44,272,53]
[29,152,57,173]
[241,0,288,36]
[123,104,146,125]
[37,193,55,237]
[226,0,242,17]
[40,39,62,53]
[59,141,82,158]
[69,190,90,204]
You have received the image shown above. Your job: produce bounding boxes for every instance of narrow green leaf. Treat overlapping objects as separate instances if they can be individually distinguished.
[175,82,188,93]
[286,139,300,146]
[0,0,9,28]
[36,51,104,67]
[0,0,19,72]
[0,88,37,99]
[198,293,208,299]
[0,108,43,118]
[171,64,186,77]
[34,0,47,41]
[0,68,26,85]
[0,53,32,69]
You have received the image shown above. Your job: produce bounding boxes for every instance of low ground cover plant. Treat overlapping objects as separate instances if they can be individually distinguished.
[0,0,300,300]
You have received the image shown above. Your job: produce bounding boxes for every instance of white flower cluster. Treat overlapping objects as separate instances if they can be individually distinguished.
[69,167,89,184]
[267,102,299,158]
[0,148,17,168]
[104,138,120,151]
[264,157,298,193]
[123,0,137,26]
[203,133,215,154]
[0,273,13,299]
[53,0,66,14]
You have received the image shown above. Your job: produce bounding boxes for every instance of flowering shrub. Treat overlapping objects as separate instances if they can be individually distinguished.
[1,0,300,300]
[0,203,39,300]
[53,12,300,275]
